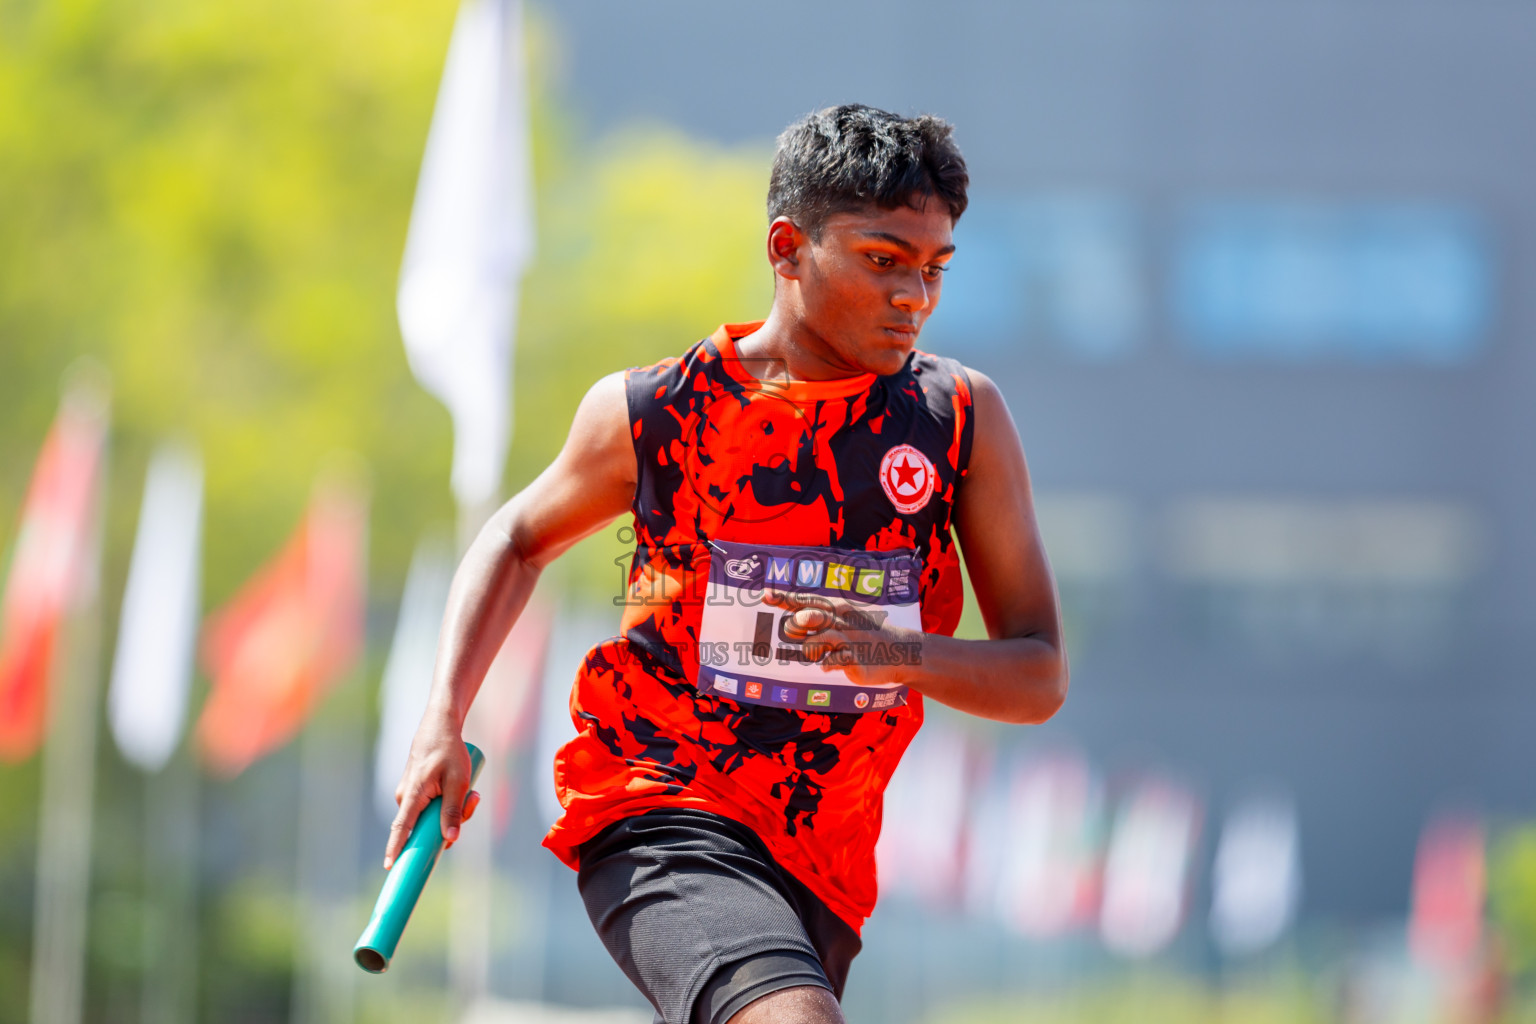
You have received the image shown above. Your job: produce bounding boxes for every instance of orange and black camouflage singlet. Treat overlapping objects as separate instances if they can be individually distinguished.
[543,322,975,932]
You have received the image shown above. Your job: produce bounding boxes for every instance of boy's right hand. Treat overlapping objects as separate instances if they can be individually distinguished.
[384,714,473,870]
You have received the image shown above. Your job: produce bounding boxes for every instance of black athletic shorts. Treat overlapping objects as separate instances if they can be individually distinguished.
[575,809,862,1024]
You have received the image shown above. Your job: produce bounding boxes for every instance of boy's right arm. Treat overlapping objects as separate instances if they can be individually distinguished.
[383,371,636,869]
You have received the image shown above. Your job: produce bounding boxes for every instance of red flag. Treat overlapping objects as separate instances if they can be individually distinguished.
[0,386,108,761]
[1410,815,1485,967]
[196,474,367,776]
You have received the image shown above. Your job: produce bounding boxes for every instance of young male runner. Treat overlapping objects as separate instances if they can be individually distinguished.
[386,105,1068,1024]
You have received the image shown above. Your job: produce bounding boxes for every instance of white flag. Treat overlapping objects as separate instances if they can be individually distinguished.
[397,0,535,508]
[875,726,974,908]
[992,752,1103,938]
[373,536,454,823]
[1209,794,1301,956]
[1099,777,1201,957]
[108,442,202,773]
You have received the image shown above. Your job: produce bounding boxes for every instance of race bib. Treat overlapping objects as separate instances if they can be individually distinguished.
[695,539,922,713]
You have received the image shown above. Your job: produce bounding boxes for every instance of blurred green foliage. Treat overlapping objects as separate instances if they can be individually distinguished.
[0,0,453,605]
[1490,825,1536,978]
[0,2,775,600]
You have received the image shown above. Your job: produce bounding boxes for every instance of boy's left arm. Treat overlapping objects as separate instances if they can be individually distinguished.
[768,369,1068,723]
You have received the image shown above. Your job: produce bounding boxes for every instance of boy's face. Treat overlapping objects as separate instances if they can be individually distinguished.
[792,200,956,376]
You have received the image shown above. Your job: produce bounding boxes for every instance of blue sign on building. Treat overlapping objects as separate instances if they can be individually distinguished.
[926,196,1144,361]
[1172,202,1492,363]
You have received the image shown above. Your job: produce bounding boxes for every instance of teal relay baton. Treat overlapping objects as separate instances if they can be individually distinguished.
[354,742,485,973]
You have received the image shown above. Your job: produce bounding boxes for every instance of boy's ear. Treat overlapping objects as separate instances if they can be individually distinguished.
[767,217,806,278]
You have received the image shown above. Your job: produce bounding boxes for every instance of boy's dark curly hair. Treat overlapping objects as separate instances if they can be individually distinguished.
[767,104,969,239]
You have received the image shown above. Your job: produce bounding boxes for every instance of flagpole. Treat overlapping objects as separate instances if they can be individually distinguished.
[451,496,500,1007]
[28,371,110,1024]
[141,745,199,1024]
[29,595,103,1024]
[290,462,370,1024]
[109,441,204,1024]
[292,675,366,1024]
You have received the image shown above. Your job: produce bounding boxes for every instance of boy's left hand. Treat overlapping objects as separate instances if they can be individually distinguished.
[762,589,923,688]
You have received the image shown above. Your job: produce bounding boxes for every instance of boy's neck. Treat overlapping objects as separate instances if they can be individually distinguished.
[733,306,871,383]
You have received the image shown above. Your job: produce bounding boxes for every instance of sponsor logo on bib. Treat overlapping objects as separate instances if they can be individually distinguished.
[745,681,763,699]
[880,444,936,514]
[713,674,739,695]
[725,554,761,581]
[853,692,870,709]
[767,557,793,584]
[772,686,798,704]
[855,569,884,598]
[808,690,831,707]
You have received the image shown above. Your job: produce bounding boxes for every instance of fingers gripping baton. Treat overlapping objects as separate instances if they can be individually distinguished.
[354,742,485,973]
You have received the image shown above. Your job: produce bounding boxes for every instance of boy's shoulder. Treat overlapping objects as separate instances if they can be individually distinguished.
[906,349,979,411]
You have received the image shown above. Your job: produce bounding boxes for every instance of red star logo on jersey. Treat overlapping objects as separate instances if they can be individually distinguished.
[879,444,936,514]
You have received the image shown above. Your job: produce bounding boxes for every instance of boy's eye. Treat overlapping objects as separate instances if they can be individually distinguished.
[869,254,895,268]
[923,264,947,279]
